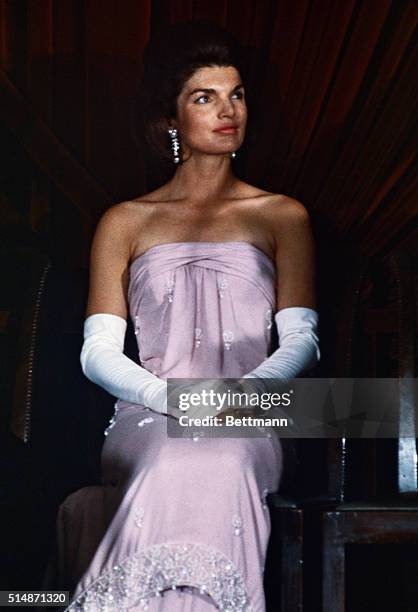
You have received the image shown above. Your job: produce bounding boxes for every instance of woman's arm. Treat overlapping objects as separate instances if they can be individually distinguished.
[242,197,320,382]
[83,203,132,320]
[79,204,168,413]
[271,196,317,312]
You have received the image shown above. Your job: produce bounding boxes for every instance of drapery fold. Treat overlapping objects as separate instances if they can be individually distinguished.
[0,0,416,261]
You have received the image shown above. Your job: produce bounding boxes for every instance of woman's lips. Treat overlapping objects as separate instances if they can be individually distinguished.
[213,127,238,134]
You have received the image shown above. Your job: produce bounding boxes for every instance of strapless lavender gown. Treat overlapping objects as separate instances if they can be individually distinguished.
[47,241,283,612]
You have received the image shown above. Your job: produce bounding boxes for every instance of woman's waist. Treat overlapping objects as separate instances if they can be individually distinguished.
[139,345,271,380]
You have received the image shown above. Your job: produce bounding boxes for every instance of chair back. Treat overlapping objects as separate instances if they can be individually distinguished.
[329,248,417,503]
[1,249,116,504]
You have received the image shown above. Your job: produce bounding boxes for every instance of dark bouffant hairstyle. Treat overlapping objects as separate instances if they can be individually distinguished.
[137,20,250,167]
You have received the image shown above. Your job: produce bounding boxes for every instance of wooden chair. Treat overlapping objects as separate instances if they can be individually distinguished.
[264,446,304,612]
[0,249,111,591]
[320,249,418,611]
[265,227,360,612]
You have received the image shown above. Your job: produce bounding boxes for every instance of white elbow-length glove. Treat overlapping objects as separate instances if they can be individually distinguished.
[236,307,320,423]
[80,313,167,414]
[242,306,320,382]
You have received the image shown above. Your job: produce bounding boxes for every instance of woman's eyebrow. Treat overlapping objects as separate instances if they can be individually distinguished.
[188,83,244,96]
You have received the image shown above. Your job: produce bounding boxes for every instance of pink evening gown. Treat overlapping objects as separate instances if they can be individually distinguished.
[44,241,283,612]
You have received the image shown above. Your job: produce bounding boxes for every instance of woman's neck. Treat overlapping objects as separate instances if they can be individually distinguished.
[165,154,239,206]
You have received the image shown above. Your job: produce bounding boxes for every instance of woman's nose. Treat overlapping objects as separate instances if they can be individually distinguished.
[218,97,235,117]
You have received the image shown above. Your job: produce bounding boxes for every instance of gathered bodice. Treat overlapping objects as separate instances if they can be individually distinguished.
[127,241,277,379]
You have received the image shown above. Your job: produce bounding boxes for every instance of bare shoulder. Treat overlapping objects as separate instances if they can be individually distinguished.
[95,200,132,231]
[259,193,311,233]
[236,182,309,217]
[94,199,151,249]
[234,181,276,202]
[98,199,146,226]
[262,193,310,218]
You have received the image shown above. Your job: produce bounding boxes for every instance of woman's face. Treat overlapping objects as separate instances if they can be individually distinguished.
[172,65,247,159]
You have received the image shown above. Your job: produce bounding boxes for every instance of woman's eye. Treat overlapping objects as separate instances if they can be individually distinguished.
[194,95,210,104]
[194,91,245,104]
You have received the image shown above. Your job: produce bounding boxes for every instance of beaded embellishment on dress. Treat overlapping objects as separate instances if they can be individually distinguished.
[265,308,273,330]
[223,330,234,351]
[217,277,228,299]
[194,327,203,348]
[104,402,120,437]
[232,514,243,536]
[65,542,254,611]
[133,506,145,528]
[137,417,154,428]
[164,277,175,303]
[261,489,269,510]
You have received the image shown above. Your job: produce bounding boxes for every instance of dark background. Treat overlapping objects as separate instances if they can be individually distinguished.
[0,0,416,266]
[0,1,417,611]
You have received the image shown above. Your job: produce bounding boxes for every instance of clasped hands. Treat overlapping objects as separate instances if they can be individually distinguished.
[165,377,268,422]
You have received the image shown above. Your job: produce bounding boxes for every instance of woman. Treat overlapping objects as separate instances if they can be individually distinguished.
[47,21,320,612]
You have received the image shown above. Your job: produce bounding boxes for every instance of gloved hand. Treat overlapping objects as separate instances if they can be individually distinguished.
[167,378,234,420]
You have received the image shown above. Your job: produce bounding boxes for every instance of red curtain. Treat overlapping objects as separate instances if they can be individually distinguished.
[0,0,416,263]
